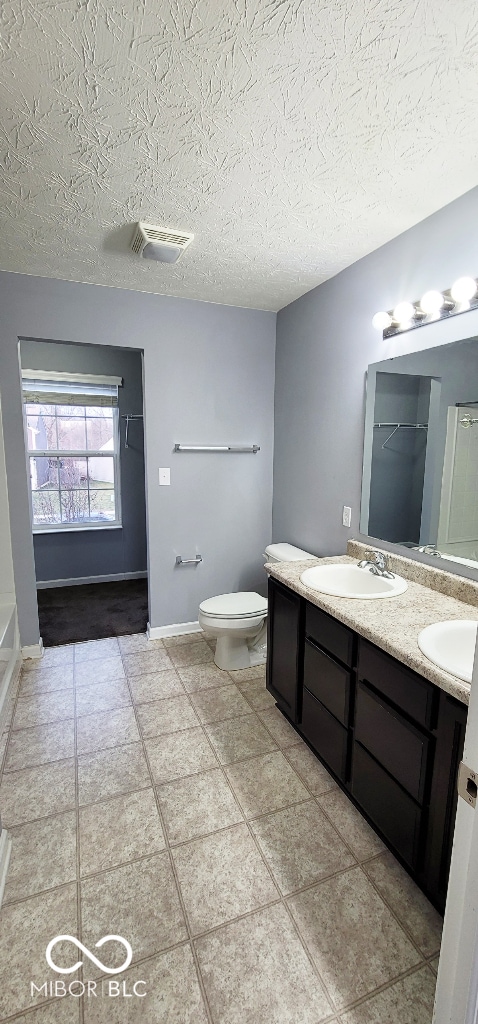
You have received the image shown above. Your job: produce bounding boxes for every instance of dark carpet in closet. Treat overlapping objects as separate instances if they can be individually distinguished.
[37,578,149,646]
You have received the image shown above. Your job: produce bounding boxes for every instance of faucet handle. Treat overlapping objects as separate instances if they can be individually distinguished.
[358,548,393,575]
[362,548,386,568]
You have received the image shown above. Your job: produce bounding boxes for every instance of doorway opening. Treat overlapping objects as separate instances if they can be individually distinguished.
[19,338,148,647]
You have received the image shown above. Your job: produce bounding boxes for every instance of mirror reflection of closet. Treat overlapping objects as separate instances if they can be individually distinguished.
[368,372,434,546]
[360,335,478,572]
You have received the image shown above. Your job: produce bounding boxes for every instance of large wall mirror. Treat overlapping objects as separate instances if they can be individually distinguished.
[360,335,478,573]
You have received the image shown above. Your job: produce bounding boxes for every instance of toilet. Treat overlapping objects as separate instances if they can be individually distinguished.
[199,543,315,671]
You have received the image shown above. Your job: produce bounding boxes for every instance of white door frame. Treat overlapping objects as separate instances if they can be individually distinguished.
[434,637,478,1023]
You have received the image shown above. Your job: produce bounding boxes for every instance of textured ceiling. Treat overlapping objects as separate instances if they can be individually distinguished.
[1,1,478,311]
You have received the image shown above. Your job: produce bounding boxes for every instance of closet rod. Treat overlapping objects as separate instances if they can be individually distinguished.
[121,413,143,449]
[174,444,260,453]
[374,422,428,451]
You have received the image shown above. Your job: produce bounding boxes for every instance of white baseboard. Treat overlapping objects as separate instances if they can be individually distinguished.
[0,655,21,736]
[36,571,148,590]
[22,638,44,661]
[0,829,12,910]
[147,620,202,640]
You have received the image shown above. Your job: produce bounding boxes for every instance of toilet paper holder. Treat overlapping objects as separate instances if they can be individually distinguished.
[175,554,203,566]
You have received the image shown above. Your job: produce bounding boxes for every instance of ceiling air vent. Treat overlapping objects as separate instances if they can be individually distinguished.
[130,222,194,264]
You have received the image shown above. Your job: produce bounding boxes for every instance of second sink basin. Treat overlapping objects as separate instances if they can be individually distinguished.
[300,563,408,599]
[418,620,478,683]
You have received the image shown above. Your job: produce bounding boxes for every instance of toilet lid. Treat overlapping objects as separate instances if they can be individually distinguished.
[199,592,268,619]
[265,542,315,561]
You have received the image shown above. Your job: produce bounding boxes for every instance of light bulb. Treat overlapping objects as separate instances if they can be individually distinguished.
[450,276,477,303]
[393,301,415,325]
[372,311,392,331]
[420,290,444,315]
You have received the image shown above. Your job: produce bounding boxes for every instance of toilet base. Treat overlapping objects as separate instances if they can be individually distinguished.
[214,635,267,671]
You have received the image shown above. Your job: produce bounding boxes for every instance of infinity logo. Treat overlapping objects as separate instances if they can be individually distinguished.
[46,935,133,976]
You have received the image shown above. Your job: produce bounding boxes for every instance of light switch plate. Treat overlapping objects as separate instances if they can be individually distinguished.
[342,505,352,528]
[159,468,170,486]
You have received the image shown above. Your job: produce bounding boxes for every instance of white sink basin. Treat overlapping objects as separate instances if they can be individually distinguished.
[418,620,478,683]
[300,563,408,599]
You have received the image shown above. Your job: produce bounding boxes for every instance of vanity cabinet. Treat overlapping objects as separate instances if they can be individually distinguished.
[266,578,303,724]
[266,576,468,913]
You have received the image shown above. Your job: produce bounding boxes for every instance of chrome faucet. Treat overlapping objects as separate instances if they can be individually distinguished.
[357,549,395,578]
[416,544,442,557]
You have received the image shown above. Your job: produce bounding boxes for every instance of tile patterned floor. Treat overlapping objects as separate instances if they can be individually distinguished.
[0,632,441,1023]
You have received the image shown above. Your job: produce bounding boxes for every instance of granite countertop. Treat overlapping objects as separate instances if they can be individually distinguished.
[265,554,478,706]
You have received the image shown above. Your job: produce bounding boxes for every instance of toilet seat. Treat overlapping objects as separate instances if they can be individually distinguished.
[199,592,268,620]
[198,541,314,671]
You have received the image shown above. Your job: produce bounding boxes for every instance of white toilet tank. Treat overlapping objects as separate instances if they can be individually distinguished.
[264,542,315,563]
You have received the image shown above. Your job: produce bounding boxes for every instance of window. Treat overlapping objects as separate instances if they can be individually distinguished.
[22,371,122,532]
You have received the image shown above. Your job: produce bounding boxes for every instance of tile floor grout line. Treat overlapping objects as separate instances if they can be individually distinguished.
[1,994,81,1023]
[117,641,217,1024]
[308,785,386,871]
[0,877,78,910]
[162,795,322,849]
[361,858,441,963]
[331,957,436,1016]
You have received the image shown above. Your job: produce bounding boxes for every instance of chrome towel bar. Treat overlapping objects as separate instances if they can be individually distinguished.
[175,555,203,566]
[174,444,260,453]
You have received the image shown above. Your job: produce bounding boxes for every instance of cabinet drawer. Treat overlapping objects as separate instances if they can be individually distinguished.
[355,682,430,803]
[358,639,435,729]
[301,688,348,781]
[304,639,351,726]
[351,743,422,869]
[305,603,354,667]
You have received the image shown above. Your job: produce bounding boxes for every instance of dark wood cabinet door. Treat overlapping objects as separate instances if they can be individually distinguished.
[424,692,467,913]
[301,688,349,782]
[351,743,422,870]
[266,577,303,723]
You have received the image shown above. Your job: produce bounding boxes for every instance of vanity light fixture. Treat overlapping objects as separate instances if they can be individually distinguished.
[371,311,392,331]
[373,275,478,338]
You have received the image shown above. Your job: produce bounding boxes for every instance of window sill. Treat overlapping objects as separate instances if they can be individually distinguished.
[33,524,123,535]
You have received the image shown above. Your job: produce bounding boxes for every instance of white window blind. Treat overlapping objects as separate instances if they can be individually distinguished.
[21,370,122,407]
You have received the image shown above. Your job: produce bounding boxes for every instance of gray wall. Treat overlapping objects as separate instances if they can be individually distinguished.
[273,186,478,559]
[0,276,275,646]
[20,339,146,584]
